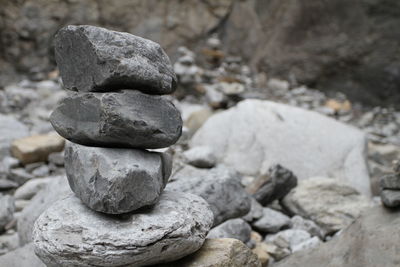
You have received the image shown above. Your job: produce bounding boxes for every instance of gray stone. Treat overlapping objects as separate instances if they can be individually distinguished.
[55,25,177,94]
[282,177,371,235]
[0,195,14,232]
[14,178,52,200]
[0,231,19,256]
[0,179,18,191]
[33,192,213,267]
[8,168,34,186]
[242,198,264,222]
[246,164,297,206]
[50,90,182,149]
[380,189,400,208]
[167,165,251,226]
[252,208,291,233]
[265,229,311,252]
[47,152,64,166]
[0,243,45,267]
[191,100,371,196]
[207,218,251,244]
[65,142,172,214]
[183,146,217,168]
[275,206,400,267]
[291,236,321,253]
[380,174,400,190]
[18,175,71,245]
[0,115,29,157]
[290,216,325,239]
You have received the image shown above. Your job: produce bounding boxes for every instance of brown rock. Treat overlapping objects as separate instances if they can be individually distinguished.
[11,132,64,165]
[252,242,270,267]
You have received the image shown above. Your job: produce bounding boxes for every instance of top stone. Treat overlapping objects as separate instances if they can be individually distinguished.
[54,25,177,94]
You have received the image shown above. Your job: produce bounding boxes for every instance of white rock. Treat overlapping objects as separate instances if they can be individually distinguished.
[191,100,371,196]
[183,146,217,168]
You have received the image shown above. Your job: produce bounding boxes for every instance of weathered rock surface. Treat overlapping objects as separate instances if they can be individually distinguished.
[55,25,177,94]
[0,115,30,157]
[0,195,14,232]
[192,100,371,196]
[158,238,262,267]
[282,177,371,234]
[0,243,45,267]
[275,206,400,267]
[207,219,251,244]
[33,192,213,267]
[18,175,71,245]
[50,90,182,149]
[65,142,172,214]
[167,165,251,226]
[246,164,297,205]
[252,208,291,233]
[10,132,65,165]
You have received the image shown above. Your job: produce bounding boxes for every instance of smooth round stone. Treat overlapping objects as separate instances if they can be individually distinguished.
[65,142,172,214]
[33,192,214,267]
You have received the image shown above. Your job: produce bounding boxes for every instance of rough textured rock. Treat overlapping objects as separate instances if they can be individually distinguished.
[207,219,251,244]
[159,238,262,267]
[282,177,371,235]
[0,115,30,157]
[252,208,291,233]
[50,90,182,149]
[33,192,213,267]
[0,195,14,232]
[55,25,177,94]
[183,146,217,168]
[380,189,400,208]
[192,100,371,196]
[246,164,297,205]
[18,175,71,245]
[275,206,400,267]
[10,132,65,165]
[65,142,172,214]
[167,165,251,226]
[0,243,45,267]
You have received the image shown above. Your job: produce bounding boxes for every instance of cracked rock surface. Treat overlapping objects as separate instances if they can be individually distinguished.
[65,142,172,214]
[55,25,177,94]
[50,90,182,149]
[33,191,213,267]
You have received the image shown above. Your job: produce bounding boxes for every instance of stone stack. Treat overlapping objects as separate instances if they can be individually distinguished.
[32,25,214,267]
[380,161,400,208]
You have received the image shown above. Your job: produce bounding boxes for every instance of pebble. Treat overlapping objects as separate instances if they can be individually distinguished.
[207,218,252,244]
[14,178,52,200]
[252,208,291,233]
[183,146,217,168]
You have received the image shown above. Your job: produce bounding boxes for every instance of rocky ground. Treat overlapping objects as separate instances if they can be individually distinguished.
[0,39,399,266]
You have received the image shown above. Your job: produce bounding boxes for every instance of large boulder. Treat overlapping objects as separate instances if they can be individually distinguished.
[65,142,172,214]
[275,206,400,267]
[50,90,182,149]
[55,25,177,94]
[191,100,371,196]
[33,192,213,267]
[166,165,251,226]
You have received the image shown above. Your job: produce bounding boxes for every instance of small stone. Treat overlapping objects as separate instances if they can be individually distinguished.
[160,238,262,267]
[31,165,50,177]
[33,192,213,267]
[252,242,271,267]
[207,218,252,244]
[0,195,14,232]
[47,152,64,166]
[167,165,251,226]
[0,179,18,191]
[290,215,325,239]
[263,243,291,261]
[380,174,400,190]
[265,229,311,252]
[291,236,321,253]
[246,164,297,206]
[14,178,52,200]
[14,199,30,212]
[8,168,34,186]
[252,208,291,233]
[267,78,290,92]
[380,189,400,208]
[183,146,217,168]
[250,231,263,243]
[65,142,172,214]
[55,25,176,94]
[243,198,264,222]
[50,90,182,149]
[10,132,65,165]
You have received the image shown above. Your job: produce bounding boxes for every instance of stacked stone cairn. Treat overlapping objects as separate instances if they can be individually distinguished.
[380,161,400,208]
[32,25,214,267]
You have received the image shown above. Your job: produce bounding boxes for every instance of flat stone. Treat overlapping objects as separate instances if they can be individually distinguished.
[158,238,262,267]
[380,189,400,208]
[55,25,177,94]
[380,174,400,190]
[252,208,291,233]
[246,164,297,206]
[10,132,65,165]
[183,146,217,168]
[50,90,182,149]
[33,192,213,267]
[0,243,45,267]
[65,142,172,214]
[207,218,252,244]
[18,175,71,245]
[0,195,14,232]
[282,177,371,235]
[0,179,18,191]
[167,165,251,226]
[191,100,371,196]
